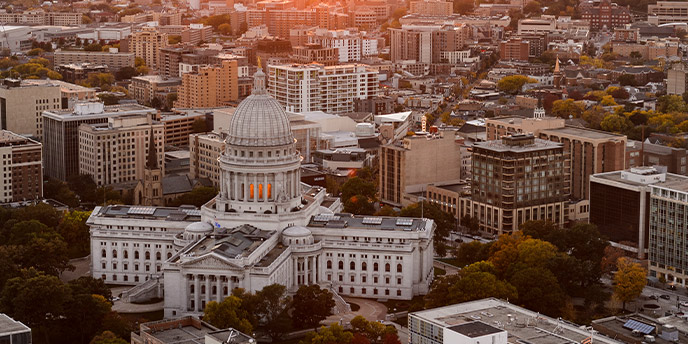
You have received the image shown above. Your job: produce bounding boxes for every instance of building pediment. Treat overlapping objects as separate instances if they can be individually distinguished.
[182,253,242,270]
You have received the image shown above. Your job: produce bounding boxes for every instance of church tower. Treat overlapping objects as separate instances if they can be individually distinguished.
[553,57,564,89]
[142,127,163,206]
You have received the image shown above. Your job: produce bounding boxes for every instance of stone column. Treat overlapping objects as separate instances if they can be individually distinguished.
[194,274,200,312]
[233,172,239,200]
[293,258,298,287]
[263,174,268,201]
[243,173,248,201]
[228,276,234,294]
[216,276,222,302]
[254,174,258,203]
[205,275,211,309]
[312,255,317,284]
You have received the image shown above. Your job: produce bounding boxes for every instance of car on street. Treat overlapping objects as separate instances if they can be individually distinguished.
[660,294,671,300]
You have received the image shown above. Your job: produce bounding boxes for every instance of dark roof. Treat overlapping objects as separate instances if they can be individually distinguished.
[163,175,193,195]
[458,123,484,134]
[448,321,504,338]
[358,137,380,149]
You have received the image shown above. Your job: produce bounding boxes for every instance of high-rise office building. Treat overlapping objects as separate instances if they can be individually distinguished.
[459,134,570,235]
[267,63,378,114]
[42,102,157,181]
[79,114,164,186]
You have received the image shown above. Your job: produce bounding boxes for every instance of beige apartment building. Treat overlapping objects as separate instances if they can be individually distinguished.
[379,130,463,207]
[648,1,688,25]
[22,79,97,104]
[409,0,453,16]
[189,131,226,187]
[124,27,169,70]
[0,9,82,25]
[53,50,136,72]
[612,39,680,60]
[79,114,164,186]
[0,79,62,138]
[0,130,42,202]
[175,60,239,109]
[667,63,688,95]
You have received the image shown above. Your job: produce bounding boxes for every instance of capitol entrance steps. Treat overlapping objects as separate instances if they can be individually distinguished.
[122,275,163,303]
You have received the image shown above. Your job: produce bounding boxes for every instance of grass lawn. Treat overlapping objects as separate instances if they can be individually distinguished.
[434,267,446,276]
[382,295,425,313]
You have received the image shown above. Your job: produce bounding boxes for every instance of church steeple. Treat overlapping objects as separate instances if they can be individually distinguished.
[146,127,158,169]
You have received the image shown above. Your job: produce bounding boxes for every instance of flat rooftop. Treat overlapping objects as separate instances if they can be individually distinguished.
[411,298,622,344]
[541,126,626,140]
[591,169,688,190]
[140,317,217,344]
[448,321,504,338]
[473,137,563,153]
[44,103,155,120]
[177,224,274,262]
[0,130,38,146]
[307,213,431,232]
[93,205,202,222]
[431,183,470,193]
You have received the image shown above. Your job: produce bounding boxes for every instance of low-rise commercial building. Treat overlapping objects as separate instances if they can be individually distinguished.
[409,298,623,344]
[129,75,181,106]
[131,316,254,344]
[53,50,136,72]
[0,131,42,202]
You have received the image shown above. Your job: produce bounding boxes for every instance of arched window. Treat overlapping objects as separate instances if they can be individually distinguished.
[135,251,140,259]
[385,263,390,272]
[124,251,128,259]
[145,252,150,260]
[249,184,255,199]
[212,286,217,295]
[267,184,272,199]
[112,250,117,258]
[101,249,106,258]
[201,285,206,294]
[258,184,263,199]
[338,261,344,269]
[327,261,332,269]
[362,262,367,271]
[167,252,172,259]
[374,263,379,271]
[190,285,195,293]
[223,286,228,295]
[350,261,355,270]
[156,252,161,260]
[397,264,402,273]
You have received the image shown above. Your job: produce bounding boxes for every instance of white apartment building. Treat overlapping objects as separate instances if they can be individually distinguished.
[79,114,164,186]
[307,29,378,62]
[189,131,226,188]
[267,63,379,114]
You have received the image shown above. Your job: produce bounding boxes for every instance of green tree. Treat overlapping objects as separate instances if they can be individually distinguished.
[300,323,353,344]
[510,267,565,316]
[600,95,617,106]
[43,178,79,207]
[618,74,638,86]
[341,177,375,200]
[255,284,292,340]
[64,294,112,343]
[344,195,376,215]
[27,48,44,56]
[497,75,537,95]
[115,66,138,80]
[84,43,103,52]
[550,99,585,118]
[452,241,490,267]
[203,296,253,334]
[613,257,646,310]
[68,276,112,300]
[12,202,62,228]
[58,210,92,258]
[218,23,232,35]
[601,114,630,133]
[0,268,72,343]
[5,220,73,275]
[292,285,335,329]
[90,331,128,344]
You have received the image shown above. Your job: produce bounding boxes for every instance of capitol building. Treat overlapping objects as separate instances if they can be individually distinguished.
[88,68,436,318]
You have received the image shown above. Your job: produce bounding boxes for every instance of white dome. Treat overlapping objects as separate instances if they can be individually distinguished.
[282,225,312,237]
[226,69,294,147]
[185,222,214,233]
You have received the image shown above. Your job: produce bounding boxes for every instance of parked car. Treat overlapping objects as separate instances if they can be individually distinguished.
[660,294,671,300]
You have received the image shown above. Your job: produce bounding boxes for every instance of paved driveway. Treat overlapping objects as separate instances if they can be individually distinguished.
[321,297,388,325]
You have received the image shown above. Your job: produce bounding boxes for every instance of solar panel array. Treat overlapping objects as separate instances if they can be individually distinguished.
[396,218,414,226]
[622,319,654,335]
[314,214,340,222]
[183,209,201,216]
[362,217,383,225]
[128,206,156,215]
